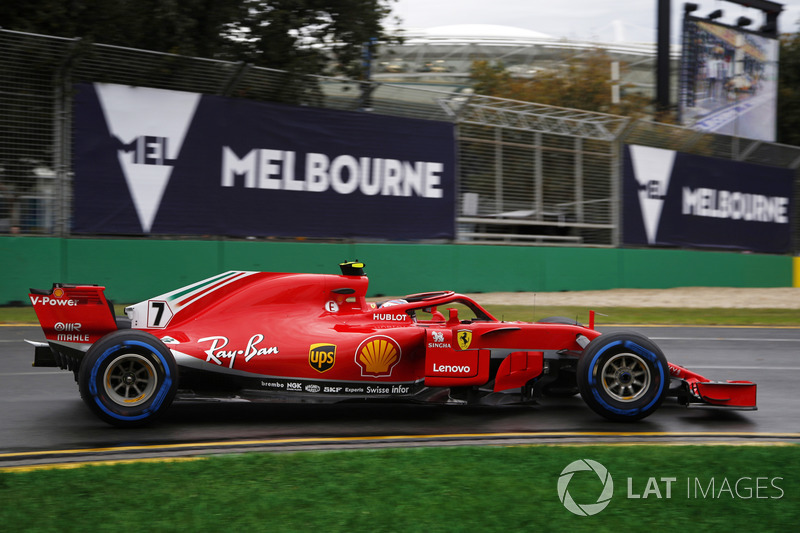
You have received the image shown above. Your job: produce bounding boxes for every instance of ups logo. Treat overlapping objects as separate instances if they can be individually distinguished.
[309,343,336,373]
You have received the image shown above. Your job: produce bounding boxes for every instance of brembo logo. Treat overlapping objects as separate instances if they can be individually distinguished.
[95,83,201,232]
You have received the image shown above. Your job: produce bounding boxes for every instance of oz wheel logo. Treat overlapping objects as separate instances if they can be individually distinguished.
[557,459,614,516]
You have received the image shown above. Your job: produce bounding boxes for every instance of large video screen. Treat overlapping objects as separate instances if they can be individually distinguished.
[678,16,779,142]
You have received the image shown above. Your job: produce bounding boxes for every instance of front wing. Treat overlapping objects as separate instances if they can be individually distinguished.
[669,363,757,410]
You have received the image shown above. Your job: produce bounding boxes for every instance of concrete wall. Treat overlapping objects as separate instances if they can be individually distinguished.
[1,236,793,305]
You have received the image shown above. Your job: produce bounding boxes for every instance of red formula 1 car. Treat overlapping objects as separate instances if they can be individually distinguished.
[27,262,757,427]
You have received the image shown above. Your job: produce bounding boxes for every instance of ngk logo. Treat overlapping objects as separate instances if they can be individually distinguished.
[54,322,82,332]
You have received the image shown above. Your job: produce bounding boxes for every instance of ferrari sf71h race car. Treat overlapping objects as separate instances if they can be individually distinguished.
[27,262,757,427]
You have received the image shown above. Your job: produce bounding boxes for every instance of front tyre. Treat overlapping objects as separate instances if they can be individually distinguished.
[577,332,668,422]
[78,330,178,427]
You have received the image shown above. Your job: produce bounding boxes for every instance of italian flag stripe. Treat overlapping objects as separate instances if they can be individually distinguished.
[175,271,254,309]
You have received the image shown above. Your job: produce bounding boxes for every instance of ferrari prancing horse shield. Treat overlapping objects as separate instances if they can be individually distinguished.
[456,330,473,350]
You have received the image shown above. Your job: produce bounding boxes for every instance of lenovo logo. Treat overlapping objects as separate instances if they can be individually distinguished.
[432,363,471,374]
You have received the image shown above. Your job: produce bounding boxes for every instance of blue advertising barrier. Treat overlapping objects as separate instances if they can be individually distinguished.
[74,83,455,239]
[623,144,793,254]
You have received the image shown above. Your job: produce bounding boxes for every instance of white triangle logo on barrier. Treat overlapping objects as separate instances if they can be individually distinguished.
[96,84,201,232]
[629,145,676,244]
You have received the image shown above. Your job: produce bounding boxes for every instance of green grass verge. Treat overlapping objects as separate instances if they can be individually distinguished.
[3,304,799,326]
[2,445,797,532]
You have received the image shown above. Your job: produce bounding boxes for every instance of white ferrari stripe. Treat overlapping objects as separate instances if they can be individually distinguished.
[172,271,257,311]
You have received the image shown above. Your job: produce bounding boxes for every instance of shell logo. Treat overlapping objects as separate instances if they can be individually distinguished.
[355,336,402,377]
[53,288,65,298]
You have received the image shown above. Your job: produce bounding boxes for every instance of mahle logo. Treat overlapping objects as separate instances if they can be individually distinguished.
[557,459,614,516]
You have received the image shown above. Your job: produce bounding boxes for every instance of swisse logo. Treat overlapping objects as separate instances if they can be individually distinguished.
[54,322,81,332]
[557,460,614,516]
[432,363,471,373]
[30,296,79,307]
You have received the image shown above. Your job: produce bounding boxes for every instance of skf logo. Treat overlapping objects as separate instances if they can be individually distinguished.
[356,336,401,377]
[309,343,336,373]
[456,330,473,350]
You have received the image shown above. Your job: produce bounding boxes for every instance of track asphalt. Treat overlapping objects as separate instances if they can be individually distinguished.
[2,324,798,468]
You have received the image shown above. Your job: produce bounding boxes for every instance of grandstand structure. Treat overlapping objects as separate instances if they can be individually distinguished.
[374,24,680,98]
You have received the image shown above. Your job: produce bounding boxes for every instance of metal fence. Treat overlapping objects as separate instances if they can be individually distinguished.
[2,28,799,252]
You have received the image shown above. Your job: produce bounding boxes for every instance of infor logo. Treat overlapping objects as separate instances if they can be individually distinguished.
[557,459,614,516]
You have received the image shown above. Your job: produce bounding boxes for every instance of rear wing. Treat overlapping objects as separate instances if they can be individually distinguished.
[29,284,119,350]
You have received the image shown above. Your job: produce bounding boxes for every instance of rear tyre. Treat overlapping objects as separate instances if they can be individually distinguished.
[78,330,178,427]
[577,332,668,421]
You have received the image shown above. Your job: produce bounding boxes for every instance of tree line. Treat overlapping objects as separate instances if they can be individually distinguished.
[1,1,798,145]
[0,0,398,79]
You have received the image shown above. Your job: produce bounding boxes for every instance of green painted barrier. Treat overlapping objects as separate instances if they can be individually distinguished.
[0,236,792,305]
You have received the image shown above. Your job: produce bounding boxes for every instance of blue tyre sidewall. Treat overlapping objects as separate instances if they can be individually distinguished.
[80,332,176,425]
[579,333,667,420]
